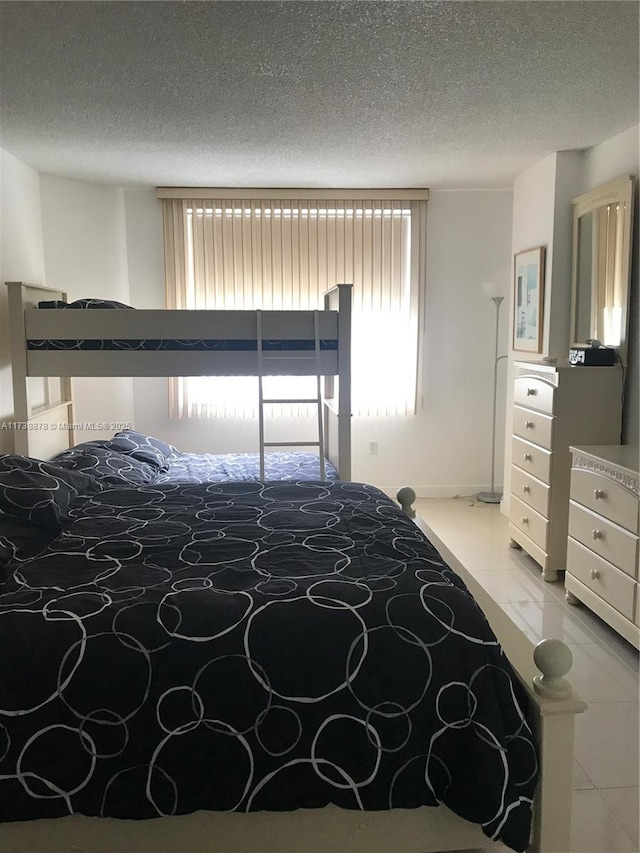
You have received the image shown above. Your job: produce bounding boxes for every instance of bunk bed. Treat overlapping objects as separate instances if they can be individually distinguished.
[4,281,352,480]
[1,281,586,852]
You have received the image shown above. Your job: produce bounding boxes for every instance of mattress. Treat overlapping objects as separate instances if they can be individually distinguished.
[31,300,339,352]
[0,479,537,851]
[27,338,338,352]
[52,432,338,484]
[156,451,338,483]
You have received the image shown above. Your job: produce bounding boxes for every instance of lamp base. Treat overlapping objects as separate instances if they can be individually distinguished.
[477,491,503,504]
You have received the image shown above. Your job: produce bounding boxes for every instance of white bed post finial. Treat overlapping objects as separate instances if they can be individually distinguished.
[533,638,573,700]
[397,487,416,518]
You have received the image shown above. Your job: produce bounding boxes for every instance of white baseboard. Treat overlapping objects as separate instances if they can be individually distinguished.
[380,485,504,500]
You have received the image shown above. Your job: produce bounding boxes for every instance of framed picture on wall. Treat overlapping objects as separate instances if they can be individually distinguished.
[513,246,545,352]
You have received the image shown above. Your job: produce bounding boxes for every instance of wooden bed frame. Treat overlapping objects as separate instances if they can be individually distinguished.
[0,493,586,853]
[4,281,352,479]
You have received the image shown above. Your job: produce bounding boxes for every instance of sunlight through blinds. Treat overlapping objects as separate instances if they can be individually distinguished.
[161,195,426,418]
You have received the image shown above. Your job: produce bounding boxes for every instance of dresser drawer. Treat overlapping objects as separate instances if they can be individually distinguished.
[570,468,639,533]
[567,538,636,620]
[569,502,639,578]
[513,376,555,415]
[513,406,554,450]
[510,466,550,517]
[512,436,552,484]
[510,495,549,551]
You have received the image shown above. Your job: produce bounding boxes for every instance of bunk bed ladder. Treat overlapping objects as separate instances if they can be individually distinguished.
[257,310,326,480]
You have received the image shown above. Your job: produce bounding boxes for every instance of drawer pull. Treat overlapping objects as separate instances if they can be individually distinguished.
[589,569,601,580]
[593,489,606,500]
[592,529,603,540]
[525,421,534,429]
[522,485,530,493]
[521,516,529,525]
[523,453,532,462]
[526,388,537,396]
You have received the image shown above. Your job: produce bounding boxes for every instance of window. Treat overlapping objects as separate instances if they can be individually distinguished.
[159,190,427,418]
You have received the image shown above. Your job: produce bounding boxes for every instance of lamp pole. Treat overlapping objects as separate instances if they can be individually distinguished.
[478,296,505,504]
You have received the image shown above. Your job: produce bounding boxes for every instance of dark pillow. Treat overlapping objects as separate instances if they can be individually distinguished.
[0,511,60,567]
[53,446,158,485]
[52,439,112,458]
[38,298,134,309]
[51,439,117,468]
[107,429,177,470]
[0,454,102,528]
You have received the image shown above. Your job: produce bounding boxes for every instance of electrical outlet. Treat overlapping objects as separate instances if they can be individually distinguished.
[369,440,378,455]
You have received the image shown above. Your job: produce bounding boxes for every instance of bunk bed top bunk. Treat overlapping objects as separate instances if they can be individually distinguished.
[4,281,352,480]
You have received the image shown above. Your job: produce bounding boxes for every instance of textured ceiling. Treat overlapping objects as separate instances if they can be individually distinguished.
[0,1,638,189]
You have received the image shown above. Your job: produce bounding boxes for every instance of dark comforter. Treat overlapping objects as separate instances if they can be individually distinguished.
[0,480,537,851]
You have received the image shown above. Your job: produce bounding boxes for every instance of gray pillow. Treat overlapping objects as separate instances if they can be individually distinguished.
[53,446,158,485]
[0,454,102,528]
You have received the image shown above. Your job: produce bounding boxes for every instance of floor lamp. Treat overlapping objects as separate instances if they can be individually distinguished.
[478,296,505,504]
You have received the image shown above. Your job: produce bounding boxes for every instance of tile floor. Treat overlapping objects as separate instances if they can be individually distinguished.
[413,497,639,853]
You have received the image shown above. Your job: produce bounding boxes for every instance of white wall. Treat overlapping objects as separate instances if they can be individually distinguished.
[503,124,639,514]
[548,151,585,359]
[124,188,514,495]
[504,153,568,512]
[582,125,639,189]
[0,150,46,453]
[124,189,165,309]
[509,153,559,363]
[39,174,135,444]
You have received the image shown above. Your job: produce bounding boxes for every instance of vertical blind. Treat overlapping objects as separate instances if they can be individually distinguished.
[161,194,426,418]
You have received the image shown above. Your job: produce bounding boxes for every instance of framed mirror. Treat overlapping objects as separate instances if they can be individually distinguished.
[571,175,635,363]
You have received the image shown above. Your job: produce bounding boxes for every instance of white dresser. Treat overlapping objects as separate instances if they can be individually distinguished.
[508,361,623,582]
[565,445,639,649]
